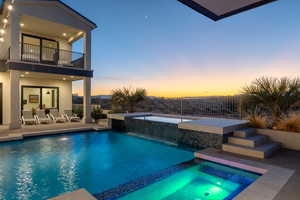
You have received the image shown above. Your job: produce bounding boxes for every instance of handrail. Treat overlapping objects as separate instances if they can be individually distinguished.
[19,42,85,68]
[22,42,84,55]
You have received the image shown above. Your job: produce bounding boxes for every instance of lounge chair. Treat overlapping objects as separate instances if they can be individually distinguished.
[64,110,81,122]
[50,109,66,123]
[36,110,51,124]
[22,111,36,125]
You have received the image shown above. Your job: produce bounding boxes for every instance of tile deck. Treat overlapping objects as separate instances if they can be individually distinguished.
[48,189,96,200]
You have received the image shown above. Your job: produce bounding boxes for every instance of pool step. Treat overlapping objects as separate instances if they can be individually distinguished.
[228,135,268,147]
[234,128,256,138]
[222,142,281,159]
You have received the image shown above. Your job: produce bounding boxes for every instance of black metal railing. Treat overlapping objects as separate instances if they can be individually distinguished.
[20,43,85,69]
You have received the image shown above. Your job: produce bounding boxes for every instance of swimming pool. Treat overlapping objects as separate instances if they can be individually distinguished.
[133,116,191,124]
[0,131,193,200]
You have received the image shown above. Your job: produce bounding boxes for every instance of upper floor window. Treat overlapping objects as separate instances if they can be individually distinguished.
[22,34,59,65]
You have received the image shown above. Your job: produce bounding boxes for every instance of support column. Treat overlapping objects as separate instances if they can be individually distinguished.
[8,9,21,129]
[83,77,92,123]
[9,70,21,129]
[84,31,91,70]
[9,9,21,61]
[83,31,92,123]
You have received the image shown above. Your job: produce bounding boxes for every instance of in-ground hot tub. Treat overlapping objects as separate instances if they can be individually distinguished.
[109,113,237,149]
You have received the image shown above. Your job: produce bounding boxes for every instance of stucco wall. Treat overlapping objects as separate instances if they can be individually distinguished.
[20,78,72,113]
[0,72,11,124]
[257,129,300,151]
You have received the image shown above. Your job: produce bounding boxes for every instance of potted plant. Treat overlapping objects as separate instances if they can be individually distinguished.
[91,106,106,124]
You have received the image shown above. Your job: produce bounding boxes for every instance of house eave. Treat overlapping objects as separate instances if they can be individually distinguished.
[177,0,278,21]
[0,0,97,29]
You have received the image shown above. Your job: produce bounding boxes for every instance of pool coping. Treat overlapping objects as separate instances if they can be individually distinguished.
[109,112,249,135]
[0,127,110,143]
[195,148,295,200]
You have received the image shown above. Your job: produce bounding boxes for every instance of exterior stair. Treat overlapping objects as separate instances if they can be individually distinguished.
[222,128,280,159]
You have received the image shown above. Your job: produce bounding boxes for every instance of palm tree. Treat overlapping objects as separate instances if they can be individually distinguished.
[242,77,300,125]
[112,87,147,113]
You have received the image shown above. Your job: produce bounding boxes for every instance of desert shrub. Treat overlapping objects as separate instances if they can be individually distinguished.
[247,114,268,129]
[242,77,300,125]
[111,87,147,113]
[276,114,300,133]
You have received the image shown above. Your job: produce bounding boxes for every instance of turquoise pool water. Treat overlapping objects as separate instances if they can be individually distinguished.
[120,161,260,200]
[0,131,193,200]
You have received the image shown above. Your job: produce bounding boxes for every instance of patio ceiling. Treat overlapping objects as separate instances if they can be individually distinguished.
[178,0,278,21]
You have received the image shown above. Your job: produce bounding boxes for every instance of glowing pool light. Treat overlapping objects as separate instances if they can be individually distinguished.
[60,137,68,141]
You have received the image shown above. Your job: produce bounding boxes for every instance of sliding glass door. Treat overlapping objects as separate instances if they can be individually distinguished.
[22,86,59,111]
[22,34,59,64]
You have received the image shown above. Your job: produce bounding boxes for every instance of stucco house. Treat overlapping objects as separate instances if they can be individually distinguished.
[0,0,97,129]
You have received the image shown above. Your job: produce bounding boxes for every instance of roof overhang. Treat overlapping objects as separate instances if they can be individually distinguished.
[178,0,277,21]
[0,0,97,29]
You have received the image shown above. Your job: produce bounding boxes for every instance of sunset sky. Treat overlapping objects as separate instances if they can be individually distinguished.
[64,0,300,97]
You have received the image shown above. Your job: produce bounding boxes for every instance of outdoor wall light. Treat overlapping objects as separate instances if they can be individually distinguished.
[3,18,8,24]
[7,4,13,11]
[0,29,5,34]
[62,33,67,37]
[68,37,74,43]
[0,37,4,42]
[20,23,24,27]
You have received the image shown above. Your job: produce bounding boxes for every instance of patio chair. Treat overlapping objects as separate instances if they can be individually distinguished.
[64,110,81,122]
[50,109,66,123]
[36,110,52,124]
[22,111,36,125]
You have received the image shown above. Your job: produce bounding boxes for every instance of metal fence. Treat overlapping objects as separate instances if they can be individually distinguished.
[74,95,243,119]
[134,96,243,119]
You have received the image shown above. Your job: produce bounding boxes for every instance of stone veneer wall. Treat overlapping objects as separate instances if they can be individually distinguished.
[111,118,227,150]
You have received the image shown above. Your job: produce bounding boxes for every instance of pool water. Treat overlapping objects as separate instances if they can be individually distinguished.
[120,161,260,200]
[134,116,191,124]
[0,131,193,200]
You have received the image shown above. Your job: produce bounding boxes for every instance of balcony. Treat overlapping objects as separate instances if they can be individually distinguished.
[5,43,93,77]
[21,43,85,69]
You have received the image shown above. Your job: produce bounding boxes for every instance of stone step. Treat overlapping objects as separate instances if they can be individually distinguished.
[234,128,256,138]
[222,142,280,159]
[228,135,268,147]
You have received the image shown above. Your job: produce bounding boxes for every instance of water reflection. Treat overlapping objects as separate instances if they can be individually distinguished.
[16,153,35,200]
[0,132,193,199]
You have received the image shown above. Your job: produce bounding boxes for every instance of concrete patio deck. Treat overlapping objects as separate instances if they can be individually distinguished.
[0,121,110,142]
[196,148,300,200]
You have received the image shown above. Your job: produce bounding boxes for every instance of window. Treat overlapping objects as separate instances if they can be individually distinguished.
[22,86,59,111]
[21,34,59,64]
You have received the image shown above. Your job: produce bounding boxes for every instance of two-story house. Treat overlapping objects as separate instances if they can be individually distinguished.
[0,0,97,129]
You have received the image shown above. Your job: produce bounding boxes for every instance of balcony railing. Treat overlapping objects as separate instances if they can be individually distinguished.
[19,43,85,69]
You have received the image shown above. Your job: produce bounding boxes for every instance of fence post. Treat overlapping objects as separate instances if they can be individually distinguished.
[180,98,183,122]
